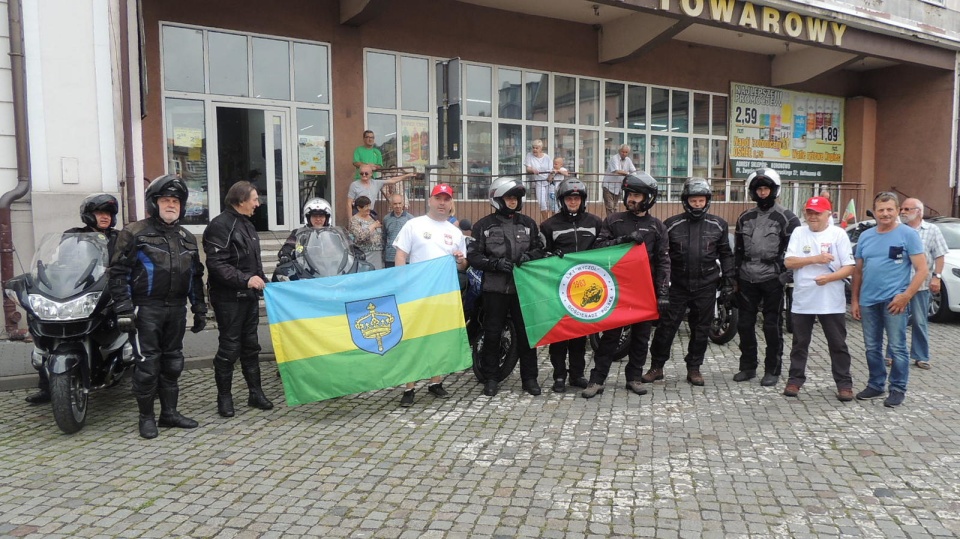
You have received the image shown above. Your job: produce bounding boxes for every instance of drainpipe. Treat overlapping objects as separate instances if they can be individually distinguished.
[0,0,31,339]
[119,0,137,223]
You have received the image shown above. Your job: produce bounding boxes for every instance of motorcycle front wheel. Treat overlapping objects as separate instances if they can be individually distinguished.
[50,368,87,434]
[709,302,739,345]
[471,320,519,383]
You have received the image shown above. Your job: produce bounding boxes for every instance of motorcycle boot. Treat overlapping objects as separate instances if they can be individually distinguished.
[137,396,158,439]
[25,370,51,404]
[157,387,198,428]
[241,356,274,410]
[214,358,235,417]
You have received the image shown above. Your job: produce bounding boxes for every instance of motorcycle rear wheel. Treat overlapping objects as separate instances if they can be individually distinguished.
[50,369,87,434]
[588,326,632,361]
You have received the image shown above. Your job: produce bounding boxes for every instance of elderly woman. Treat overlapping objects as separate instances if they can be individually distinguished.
[524,139,554,221]
[348,196,384,269]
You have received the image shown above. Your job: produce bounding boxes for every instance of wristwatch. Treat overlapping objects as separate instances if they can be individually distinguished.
[933,273,942,279]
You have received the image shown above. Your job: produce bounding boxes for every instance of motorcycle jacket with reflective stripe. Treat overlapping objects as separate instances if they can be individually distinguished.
[734,203,800,284]
[467,212,544,294]
[596,210,670,297]
[203,207,266,302]
[539,211,602,254]
[109,217,206,313]
[662,212,734,292]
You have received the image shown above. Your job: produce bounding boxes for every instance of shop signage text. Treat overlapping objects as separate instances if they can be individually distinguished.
[659,0,847,46]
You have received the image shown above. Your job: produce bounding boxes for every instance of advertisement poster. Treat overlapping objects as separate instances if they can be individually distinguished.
[401,117,429,167]
[729,82,844,181]
[298,136,327,175]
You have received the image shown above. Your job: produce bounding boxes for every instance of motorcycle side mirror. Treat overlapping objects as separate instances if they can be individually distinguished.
[866,209,875,219]
[3,273,31,299]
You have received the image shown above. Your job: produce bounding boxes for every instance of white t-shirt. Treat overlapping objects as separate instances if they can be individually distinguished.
[392,215,467,264]
[785,224,854,314]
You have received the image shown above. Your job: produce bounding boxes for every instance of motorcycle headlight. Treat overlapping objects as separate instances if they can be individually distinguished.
[28,292,102,321]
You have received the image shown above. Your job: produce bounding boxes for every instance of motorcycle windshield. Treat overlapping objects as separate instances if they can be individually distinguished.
[31,232,110,299]
[297,227,355,277]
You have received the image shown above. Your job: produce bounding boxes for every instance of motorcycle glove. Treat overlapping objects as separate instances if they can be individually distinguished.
[551,249,565,259]
[629,230,646,244]
[191,313,206,334]
[516,254,532,267]
[117,312,137,333]
[657,296,671,317]
[720,277,735,297]
[278,254,292,264]
[494,258,514,273]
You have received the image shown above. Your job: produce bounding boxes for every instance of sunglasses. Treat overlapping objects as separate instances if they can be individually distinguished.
[359,172,371,177]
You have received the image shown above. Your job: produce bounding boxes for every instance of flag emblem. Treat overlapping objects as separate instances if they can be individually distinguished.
[559,264,616,320]
[347,295,403,355]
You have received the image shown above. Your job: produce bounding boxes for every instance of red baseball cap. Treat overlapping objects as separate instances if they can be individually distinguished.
[431,183,454,198]
[804,196,832,213]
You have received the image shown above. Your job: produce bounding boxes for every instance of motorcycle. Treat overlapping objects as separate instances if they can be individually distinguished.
[272,226,375,282]
[4,232,132,434]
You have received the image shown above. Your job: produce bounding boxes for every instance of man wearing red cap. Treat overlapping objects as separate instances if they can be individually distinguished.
[782,196,856,401]
[392,183,468,407]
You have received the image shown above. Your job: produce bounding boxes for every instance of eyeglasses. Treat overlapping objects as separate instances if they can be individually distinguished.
[900,207,919,212]
[359,172,371,177]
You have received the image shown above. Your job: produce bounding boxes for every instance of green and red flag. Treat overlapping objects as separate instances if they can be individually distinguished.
[514,244,659,348]
[839,198,857,228]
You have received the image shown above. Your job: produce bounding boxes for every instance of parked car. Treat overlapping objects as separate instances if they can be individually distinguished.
[844,216,960,321]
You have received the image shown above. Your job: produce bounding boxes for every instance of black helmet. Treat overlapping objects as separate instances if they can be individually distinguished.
[622,172,658,212]
[747,168,781,210]
[145,174,188,223]
[302,197,332,226]
[556,177,587,217]
[80,193,119,230]
[489,176,526,216]
[680,177,712,220]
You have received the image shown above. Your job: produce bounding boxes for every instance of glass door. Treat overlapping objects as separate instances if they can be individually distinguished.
[209,104,293,231]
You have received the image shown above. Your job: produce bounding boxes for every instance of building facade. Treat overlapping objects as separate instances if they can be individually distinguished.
[3,0,960,280]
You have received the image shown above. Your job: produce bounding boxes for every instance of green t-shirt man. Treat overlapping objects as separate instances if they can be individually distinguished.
[353,131,383,179]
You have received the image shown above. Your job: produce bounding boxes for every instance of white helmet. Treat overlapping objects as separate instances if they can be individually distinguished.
[302,197,332,226]
[746,168,781,210]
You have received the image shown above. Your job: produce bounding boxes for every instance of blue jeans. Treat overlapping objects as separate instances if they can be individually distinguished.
[861,300,910,393]
[884,290,930,363]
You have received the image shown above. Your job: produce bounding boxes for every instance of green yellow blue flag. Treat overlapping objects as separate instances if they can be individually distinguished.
[264,256,471,405]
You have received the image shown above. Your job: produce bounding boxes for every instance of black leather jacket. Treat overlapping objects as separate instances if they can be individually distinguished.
[596,211,670,297]
[539,211,602,254]
[467,212,544,294]
[203,208,266,302]
[109,217,206,313]
[662,212,734,292]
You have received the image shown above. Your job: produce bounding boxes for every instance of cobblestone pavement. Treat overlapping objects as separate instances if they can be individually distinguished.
[2,315,960,538]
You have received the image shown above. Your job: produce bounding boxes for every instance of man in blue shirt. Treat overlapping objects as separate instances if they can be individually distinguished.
[851,192,927,407]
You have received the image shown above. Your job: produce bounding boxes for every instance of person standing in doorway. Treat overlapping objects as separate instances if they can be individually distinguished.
[524,140,553,221]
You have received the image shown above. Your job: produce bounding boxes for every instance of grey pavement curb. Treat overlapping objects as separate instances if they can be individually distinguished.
[0,353,277,392]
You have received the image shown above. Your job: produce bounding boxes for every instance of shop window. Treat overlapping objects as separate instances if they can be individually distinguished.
[294,43,329,104]
[366,52,397,109]
[401,56,429,112]
[554,76,576,124]
[650,134,668,178]
[498,123,522,174]
[628,85,647,130]
[526,72,549,122]
[579,130,599,182]
[164,98,208,225]
[252,38,290,100]
[465,65,492,117]
[296,108,331,208]
[162,26,204,93]
[693,93,710,135]
[554,128,576,170]
[208,32,248,97]
[712,96,727,137]
[672,90,689,133]
[526,125,548,157]
[466,121,492,199]
[605,82,625,128]
[367,113,398,168]
[579,79,599,127]
[628,133,646,171]
[498,69,522,120]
